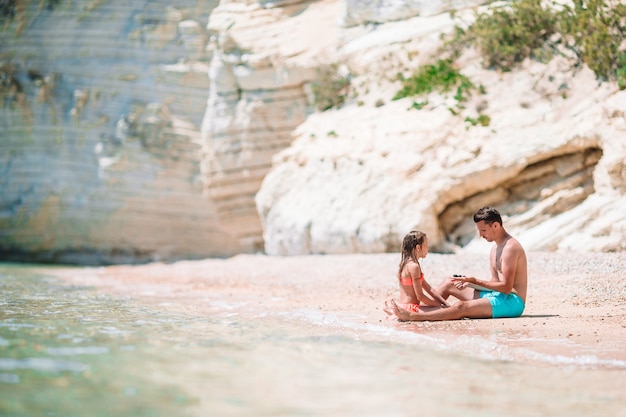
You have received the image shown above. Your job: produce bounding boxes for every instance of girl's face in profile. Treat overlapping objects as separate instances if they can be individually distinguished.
[414,236,429,258]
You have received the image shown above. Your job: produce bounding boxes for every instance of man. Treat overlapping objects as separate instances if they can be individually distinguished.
[390,206,527,321]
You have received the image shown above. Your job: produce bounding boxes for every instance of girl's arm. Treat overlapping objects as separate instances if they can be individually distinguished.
[407,263,447,307]
[407,263,440,307]
[412,280,440,306]
[422,280,450,307]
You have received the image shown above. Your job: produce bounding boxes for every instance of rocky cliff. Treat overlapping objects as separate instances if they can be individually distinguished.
[1,0,624,264]
[1,0,227,263]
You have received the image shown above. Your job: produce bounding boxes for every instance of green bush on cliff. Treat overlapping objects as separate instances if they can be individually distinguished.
[447,0,556,70]
[1,0,62,21]
[392,0,624,120]
[311,63,351,111]
[393,59,475,101]
[0,0,16,20]
[393,59,489,125]
[446,0,626,87]
[451,0,558,71]
[617,52,626,90]
[557,0,626,83]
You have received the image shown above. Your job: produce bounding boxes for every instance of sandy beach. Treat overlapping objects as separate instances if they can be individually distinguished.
[43,251,626,367]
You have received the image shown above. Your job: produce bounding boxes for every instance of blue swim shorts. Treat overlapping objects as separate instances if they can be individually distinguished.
[479,291,525,318]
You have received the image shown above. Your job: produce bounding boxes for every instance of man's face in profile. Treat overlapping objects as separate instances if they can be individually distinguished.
[475,220,495,242]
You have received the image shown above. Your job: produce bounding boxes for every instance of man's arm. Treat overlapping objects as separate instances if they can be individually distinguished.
[452,244,519,294]
[495,243,520,294]
[489,245,499,281]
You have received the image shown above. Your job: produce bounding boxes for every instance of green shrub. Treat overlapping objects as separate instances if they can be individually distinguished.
[393,59,474,101]
[409,100,429,110]
[464,114,491,127]
[617,52,626,90]
[461,0,559,71]
[310,64,351,111]
[0,0,16,20]
[1,0,63,21]
[447,0,626,84]
[556,0,626,81]
[393,59,490,126]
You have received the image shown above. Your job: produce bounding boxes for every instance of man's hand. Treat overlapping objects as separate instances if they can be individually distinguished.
[451,275,477,289]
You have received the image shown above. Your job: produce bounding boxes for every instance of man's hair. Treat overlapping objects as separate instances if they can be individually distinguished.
[473,206,502,225]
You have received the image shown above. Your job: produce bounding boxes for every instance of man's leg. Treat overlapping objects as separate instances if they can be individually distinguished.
[437,277,477,301]
[391,298,492,321]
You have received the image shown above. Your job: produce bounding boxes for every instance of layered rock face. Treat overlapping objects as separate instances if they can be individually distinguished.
[254,1,626,254]
[0,0,334,263]
[1,0,624,264]
[1,1,228,263]
[199,1,323,253]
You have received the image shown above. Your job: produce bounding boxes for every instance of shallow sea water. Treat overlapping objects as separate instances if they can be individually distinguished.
[1,264,625,417]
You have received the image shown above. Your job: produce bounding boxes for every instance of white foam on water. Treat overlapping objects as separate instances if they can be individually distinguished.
[0,322,37,329]
[97,326,134,336]
[0,372,20,384]
[275,308,626,370]
[438,333,626,369]
[46,346,110,356]
[0,357,89,373]
[510,348,626,369]
[278,308,450,347]
[208,300,249,311]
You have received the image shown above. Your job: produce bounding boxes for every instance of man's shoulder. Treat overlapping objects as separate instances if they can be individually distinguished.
[506,236,526,254]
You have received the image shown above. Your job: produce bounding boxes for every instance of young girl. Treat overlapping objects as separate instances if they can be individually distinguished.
[385,230,449,315]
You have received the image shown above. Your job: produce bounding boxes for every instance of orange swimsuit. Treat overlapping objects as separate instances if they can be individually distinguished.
[398,303,422,312]
[398,273,425,311]
[399,272,424,286]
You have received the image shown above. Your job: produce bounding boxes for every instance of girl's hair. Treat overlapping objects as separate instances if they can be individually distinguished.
[398,230,426,277]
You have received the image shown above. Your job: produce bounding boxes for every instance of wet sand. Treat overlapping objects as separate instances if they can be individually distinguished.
[43,251,626,367]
